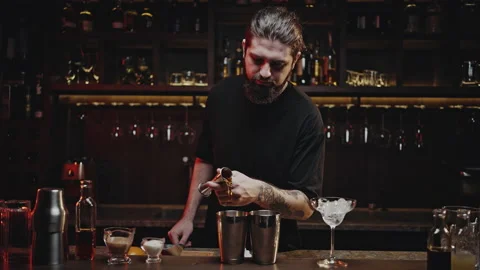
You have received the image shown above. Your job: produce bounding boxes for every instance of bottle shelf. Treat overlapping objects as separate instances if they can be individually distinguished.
[215,6,334,26]
[300,86,480,98]
[50,84,210,95]
[460,40,480,50]
[50,84,480,98]
[347,38,396,50]
[402,39,447,50]
[56,32,209,49]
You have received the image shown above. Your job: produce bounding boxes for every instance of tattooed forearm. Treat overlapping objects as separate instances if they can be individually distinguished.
[257,184,311,219]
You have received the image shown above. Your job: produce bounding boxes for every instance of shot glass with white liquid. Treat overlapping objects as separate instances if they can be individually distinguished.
[141,237,165,263]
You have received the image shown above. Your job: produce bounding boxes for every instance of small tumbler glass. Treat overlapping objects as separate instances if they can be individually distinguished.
[140,237,165,264]
[194,73,208,86]
[169,73,184,86]
[182,71,196,86]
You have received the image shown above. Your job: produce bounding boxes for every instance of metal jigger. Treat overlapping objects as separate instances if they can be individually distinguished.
[198,167,233,197]
[32,188,68,265]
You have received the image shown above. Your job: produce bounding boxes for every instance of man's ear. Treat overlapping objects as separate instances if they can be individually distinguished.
[292,51,301,71]
[242,39,246,58]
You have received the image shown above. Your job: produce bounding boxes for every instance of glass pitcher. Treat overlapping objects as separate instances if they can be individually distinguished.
[103,227,136,265]
[451,209,479,270]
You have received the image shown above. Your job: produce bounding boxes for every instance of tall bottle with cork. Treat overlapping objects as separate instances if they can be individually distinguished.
[75,180,97,260]
[426,208,450,270]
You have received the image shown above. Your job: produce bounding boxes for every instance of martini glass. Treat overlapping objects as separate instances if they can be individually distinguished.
[310,197,357,268]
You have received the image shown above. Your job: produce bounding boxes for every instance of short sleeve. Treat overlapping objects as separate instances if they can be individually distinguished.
[288,110,325,199]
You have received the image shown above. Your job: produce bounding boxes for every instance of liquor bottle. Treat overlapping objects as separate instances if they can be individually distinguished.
[61,0,77,34]
[426,209,450,270]
[458,0,478,38]
[34,73,44,120]
[2,35,16,120]
[220,37,232,79]
[15,17,32,120]
[136,57,154,86]
[111,0,124,31]
[236,0,249,6]
[233,41,244,76]
[79,0,94,33]
[169,0,181,33]
[192,0,201,34]
[139,0,155,31]
[75,180,97,260]
[310,41,323,85]
[124,0,138,33]
[404,0,420,35]
[305,0,316,8]
[425,0,442,35]
[296,44,311,86]
[323,32,337,86]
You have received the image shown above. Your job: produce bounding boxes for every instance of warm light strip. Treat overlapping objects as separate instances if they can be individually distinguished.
[359,97,480,107]
[58,95,480,108]
[59,95,198,106]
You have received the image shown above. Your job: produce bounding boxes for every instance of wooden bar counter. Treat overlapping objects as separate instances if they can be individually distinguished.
[5,247,427,270]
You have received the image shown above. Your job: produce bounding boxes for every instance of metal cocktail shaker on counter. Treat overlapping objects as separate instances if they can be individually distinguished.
[32,188,68,265]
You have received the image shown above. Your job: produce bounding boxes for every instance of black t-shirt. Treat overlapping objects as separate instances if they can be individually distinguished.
[196,76,325,251]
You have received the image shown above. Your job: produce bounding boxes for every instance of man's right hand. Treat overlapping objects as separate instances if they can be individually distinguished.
[168,218,194,246]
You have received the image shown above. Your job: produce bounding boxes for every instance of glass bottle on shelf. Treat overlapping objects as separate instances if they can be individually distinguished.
[140,0,155,31]
[169,0,181,34]
[111,0,124,31]
[296,43,312,86]
[124,0,138,33]
[136,57,154,86]
[426,209,450,270]
[120,56,137,85]
[220,37,232,79]
[233,41,244,76]
[310,41,323,86]
[425,0,442,35]
[459,0,479,38]
[191,0,201,34]
[65,60,77,85]
[75,180,97,261]
[34,73,44,120]
[236,0,249,6]
[79,0,94,33]
[305,0,316,8]
[404,0,420,35]
[61,0,77,34]
[323,32,337,86]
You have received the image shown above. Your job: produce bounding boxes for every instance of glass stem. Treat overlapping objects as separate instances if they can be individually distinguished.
[330,226,335,259]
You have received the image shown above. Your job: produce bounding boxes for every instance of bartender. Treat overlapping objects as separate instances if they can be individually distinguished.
[168,6,325,252]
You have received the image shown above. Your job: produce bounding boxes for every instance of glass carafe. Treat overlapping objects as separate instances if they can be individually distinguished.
[451,209,478,270]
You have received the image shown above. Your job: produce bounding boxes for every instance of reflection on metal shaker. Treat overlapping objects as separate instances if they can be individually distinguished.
[32,188,68,265]
[249,210,281,265]
[216,210,248,264]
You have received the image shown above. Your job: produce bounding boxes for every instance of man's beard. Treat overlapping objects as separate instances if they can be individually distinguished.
[243,72,290,105]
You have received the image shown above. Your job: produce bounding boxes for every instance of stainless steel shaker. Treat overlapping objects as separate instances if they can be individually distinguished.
[32,188,68,265]
[249,210,281,265]
[217,210,248,264]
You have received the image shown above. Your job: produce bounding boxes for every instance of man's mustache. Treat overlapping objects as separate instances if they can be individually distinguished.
[251,74,274,84]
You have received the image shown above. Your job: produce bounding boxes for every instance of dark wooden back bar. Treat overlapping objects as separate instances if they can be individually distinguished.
[1,0,480,254]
